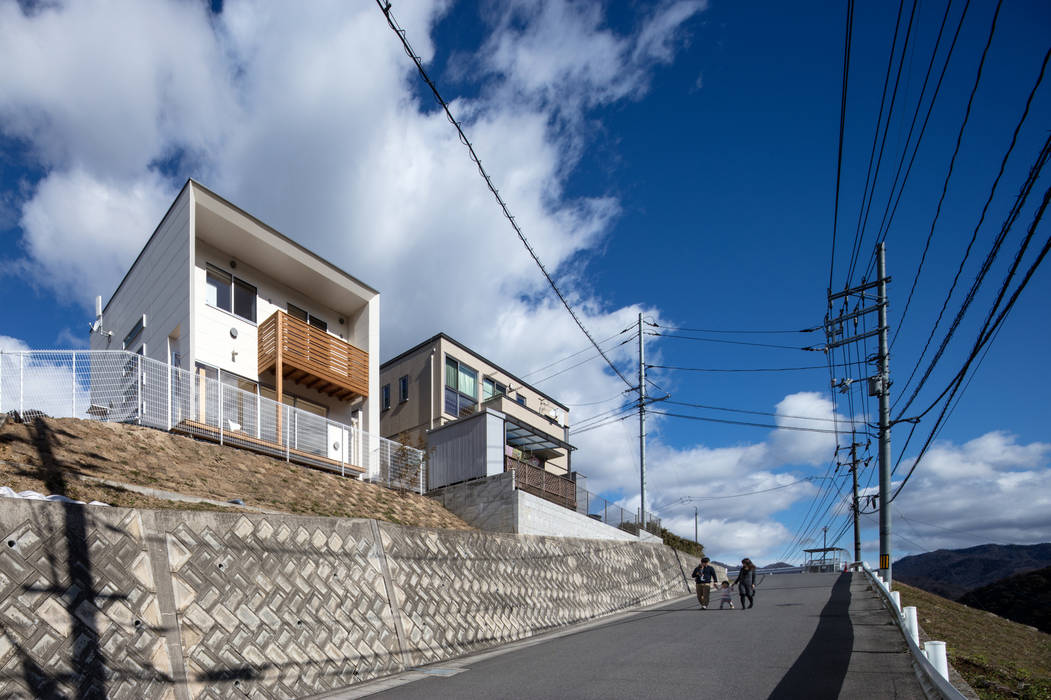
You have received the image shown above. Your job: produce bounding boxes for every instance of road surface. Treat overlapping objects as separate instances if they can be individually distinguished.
[314,572,926,699]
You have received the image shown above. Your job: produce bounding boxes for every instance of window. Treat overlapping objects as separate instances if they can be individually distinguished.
[382,383,391,410]
[444,356,477,418]
[482,377,506,401]
[206,264,256,322]
[287,303,327,332]
[516,393,526,406]
[123,315,146,350]
[399,375,409,403]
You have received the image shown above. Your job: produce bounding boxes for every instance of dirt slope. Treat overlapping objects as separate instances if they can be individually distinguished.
[0,415,471,530]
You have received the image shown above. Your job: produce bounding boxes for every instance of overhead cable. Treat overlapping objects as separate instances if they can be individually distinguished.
[891,0,1004,346]
[375,1,635,389]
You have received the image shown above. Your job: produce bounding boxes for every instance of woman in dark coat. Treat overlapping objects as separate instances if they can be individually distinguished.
[733,558,758,608]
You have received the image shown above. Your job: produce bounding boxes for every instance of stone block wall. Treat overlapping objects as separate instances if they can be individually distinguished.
[0,500,698,699]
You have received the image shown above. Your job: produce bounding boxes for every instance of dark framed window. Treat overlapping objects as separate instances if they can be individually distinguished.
[399,375,409,403]
[515,393,526,406]
[444,356,477,418]
[287,303,327,332]
[123,315,146,350]
[382,384,391,411]
[482,377,506,401]
[206,264,256,322]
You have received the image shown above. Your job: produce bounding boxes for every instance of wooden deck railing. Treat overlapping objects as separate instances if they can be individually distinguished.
[258,310,368,400]
[506,457,577,510]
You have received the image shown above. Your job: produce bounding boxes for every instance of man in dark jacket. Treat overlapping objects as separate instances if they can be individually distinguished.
[691,557,719,609]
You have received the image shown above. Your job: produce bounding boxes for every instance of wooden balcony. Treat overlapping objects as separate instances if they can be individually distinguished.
[258,310,368,401]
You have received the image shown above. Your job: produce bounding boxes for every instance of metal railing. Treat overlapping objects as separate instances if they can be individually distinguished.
[855,562,965,699]
[506,460,661,536]
[0,350,425,493]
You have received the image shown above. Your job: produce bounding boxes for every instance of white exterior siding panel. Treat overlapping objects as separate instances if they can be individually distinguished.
[92,187,192,366]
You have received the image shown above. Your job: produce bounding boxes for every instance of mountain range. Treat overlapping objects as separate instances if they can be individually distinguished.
[894,543,1051,600]
[894,543,1051,632]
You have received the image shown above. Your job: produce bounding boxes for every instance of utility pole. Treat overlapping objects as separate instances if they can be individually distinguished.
[825,242,892,580]
[694,506,698,545]
[850,439,862,565]
[876,243,892,584]
[638,312,647,535]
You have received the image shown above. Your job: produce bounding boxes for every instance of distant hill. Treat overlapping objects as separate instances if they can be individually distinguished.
[894,543,1051,600]
[761,562,793,570]
[958,565,1051,634]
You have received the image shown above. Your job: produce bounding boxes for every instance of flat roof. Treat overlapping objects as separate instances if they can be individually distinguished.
[381,332,570,412]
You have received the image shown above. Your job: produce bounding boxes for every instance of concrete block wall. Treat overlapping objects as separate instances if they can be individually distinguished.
[514,489,637,541]
[0,500,699,699]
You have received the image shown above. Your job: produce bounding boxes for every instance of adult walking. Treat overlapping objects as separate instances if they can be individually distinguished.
[733,558,758,609]
[691,557,719,609]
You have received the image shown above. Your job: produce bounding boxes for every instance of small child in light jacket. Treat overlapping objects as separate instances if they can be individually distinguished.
[718,581,734,609]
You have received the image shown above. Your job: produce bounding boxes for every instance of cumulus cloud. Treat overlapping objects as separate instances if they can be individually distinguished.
[878,432,1051,556]
[0,335,30,353]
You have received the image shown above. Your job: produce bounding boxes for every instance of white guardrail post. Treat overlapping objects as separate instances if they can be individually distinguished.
[858,562,963,698]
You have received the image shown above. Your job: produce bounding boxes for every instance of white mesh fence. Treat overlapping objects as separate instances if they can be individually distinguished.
[0,350,425,493]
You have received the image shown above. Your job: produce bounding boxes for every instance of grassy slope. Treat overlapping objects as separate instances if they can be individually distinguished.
[0,415,471,530]
[896,582,1051,700]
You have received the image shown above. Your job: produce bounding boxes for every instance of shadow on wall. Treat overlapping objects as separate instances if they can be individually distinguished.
[8,418,111,698]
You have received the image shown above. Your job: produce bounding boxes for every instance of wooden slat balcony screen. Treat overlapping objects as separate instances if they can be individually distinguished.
[258,310,368,400]
[506,457,577,511]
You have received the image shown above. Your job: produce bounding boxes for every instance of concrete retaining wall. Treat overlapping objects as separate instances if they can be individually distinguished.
[514,489,637,541]
[0,499,698,699]
[429,473,642,542]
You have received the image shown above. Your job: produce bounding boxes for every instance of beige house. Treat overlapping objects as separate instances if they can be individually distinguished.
[379,334,575,488]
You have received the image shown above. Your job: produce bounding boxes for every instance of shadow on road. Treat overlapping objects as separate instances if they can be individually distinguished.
[769,572,853,699]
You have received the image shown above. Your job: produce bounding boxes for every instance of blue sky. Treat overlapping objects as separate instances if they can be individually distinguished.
[1,0,1049,565]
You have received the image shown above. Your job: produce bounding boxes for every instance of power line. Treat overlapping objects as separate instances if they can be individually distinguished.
[647,332,819,352]
[519,326,635,379]
[865,0,972,281]
[892,48,1051,410]
[648,410,845,434]
[830,0,856,291]
[890,183,1051,502]
[654,477,818,510]
[846,0,916,284]
[375,0,635,390]
[645,322,821,335]
[663,399,865,425]
[529,336,635,386]
[648,363,838,373]
[894,131,1051,420]
[891,0,1004,346]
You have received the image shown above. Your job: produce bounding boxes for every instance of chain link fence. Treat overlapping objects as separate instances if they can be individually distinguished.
[0,350,425,493]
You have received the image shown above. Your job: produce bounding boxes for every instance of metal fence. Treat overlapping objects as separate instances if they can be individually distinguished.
[0,350,425,493]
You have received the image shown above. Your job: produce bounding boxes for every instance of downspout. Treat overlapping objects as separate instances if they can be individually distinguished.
[429,348,435,430]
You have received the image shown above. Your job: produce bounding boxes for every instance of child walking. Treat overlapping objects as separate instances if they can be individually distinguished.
[718,581,734,609]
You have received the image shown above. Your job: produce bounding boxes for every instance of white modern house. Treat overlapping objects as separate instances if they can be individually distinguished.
[84,179,406,481]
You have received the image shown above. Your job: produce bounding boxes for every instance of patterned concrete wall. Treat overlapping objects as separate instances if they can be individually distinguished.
[0,500,697,699]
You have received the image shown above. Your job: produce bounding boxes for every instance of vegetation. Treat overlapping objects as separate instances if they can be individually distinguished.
[658,527,704,559]
[0,415,472,530]
[896,582,1051,700]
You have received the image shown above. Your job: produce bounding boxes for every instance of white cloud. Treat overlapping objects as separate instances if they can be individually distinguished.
[0,335,30,353]
[16,168,175,304]
[880,432,1051,555]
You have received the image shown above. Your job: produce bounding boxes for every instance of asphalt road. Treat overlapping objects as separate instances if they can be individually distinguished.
[319,572,927,700]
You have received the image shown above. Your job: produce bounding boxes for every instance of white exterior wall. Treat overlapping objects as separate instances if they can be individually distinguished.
[91,187,192,367]
[191,241,365,424]
[514,490,637,541]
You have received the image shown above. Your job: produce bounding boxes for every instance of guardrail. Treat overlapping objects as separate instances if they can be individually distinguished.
[0,350,425,494]
[855,562,966,700]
